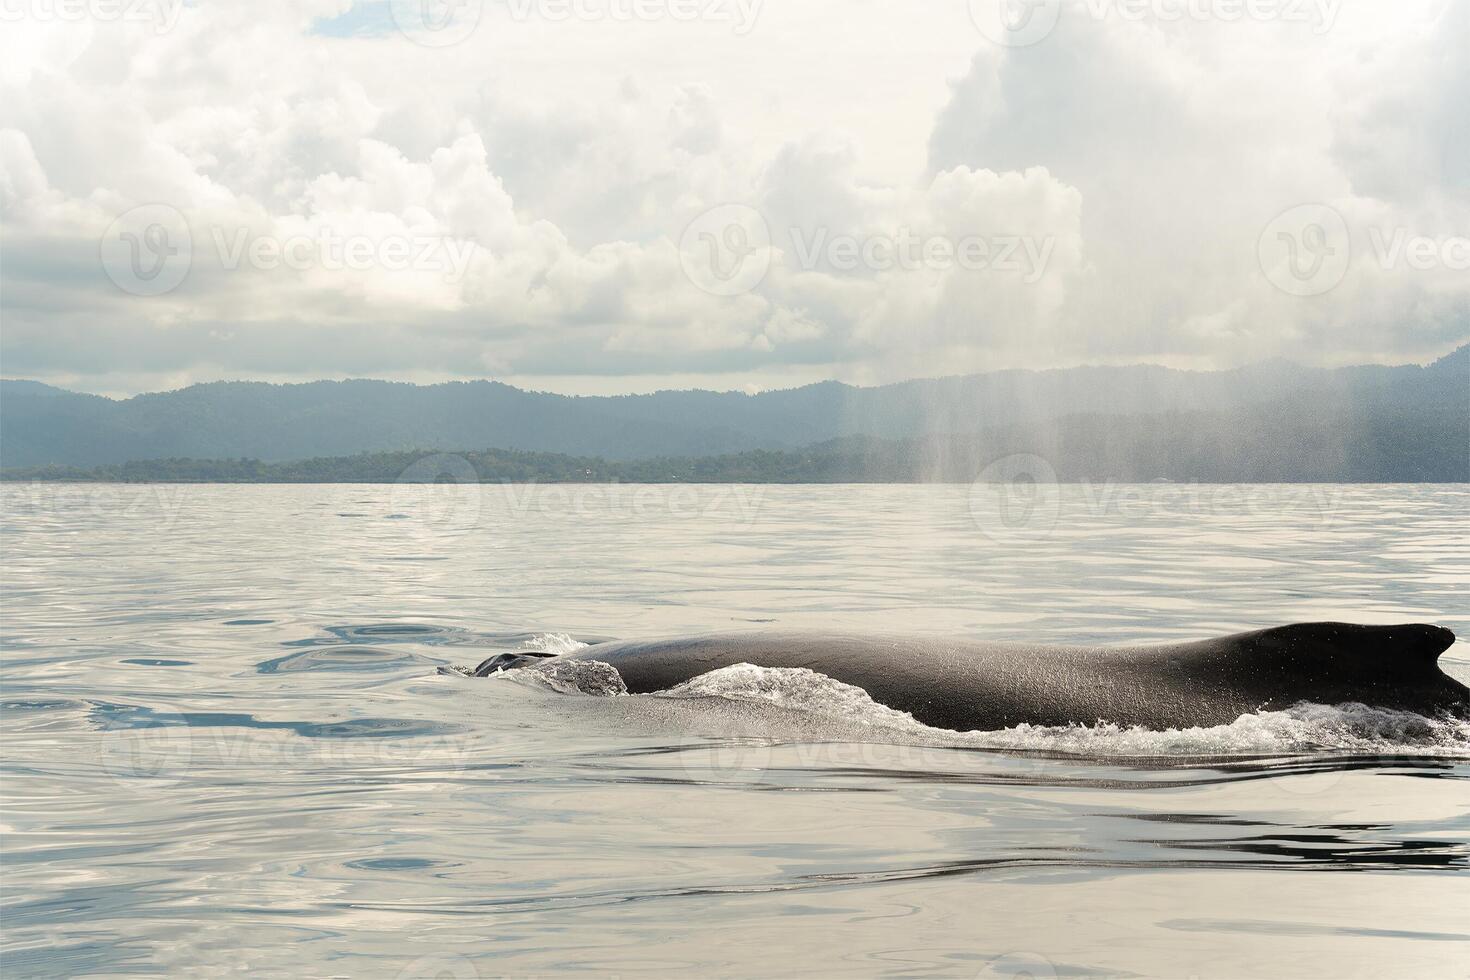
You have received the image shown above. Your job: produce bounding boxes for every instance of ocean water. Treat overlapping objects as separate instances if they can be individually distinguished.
[1,482,1467,978]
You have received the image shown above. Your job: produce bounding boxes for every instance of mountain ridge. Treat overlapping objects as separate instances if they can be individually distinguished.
[7,342,1464,402]
[2,346,1465,475]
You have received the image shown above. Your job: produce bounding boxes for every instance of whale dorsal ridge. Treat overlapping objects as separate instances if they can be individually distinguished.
[1245,622,1456,670]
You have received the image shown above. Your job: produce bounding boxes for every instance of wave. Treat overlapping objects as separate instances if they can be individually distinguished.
[523,659,627,697]
[518,632,590,656]
[514,659,1470,758]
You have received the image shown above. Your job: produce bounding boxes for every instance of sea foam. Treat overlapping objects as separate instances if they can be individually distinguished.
[519,659,1470,758]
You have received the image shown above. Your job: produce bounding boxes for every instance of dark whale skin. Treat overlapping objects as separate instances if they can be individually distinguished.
[555,623,1468,732]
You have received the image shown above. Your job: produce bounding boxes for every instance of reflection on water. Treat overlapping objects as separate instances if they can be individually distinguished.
[2,484,1468,978]
[90,701,465,740]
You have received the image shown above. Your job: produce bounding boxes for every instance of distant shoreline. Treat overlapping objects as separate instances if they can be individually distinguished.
[4,444,1467,486]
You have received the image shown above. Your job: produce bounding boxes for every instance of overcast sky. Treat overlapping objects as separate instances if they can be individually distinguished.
[1,0,1465,395]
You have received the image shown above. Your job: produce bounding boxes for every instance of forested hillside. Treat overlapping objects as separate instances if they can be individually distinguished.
[3,346,1465,477]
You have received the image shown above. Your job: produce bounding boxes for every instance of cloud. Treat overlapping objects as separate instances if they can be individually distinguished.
[928,0,1470,367]
[0,0,1464,394]
[1329,2,1470,205]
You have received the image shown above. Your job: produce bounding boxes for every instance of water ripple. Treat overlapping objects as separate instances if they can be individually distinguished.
[3,484,1468,977]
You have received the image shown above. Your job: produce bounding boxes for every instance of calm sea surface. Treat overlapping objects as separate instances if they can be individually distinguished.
[2,483,1467,978]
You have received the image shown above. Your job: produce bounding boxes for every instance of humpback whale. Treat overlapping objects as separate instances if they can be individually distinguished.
[475,623,1468,732]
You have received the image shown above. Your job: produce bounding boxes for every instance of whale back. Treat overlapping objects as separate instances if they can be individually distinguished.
[548,623,1467,732]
